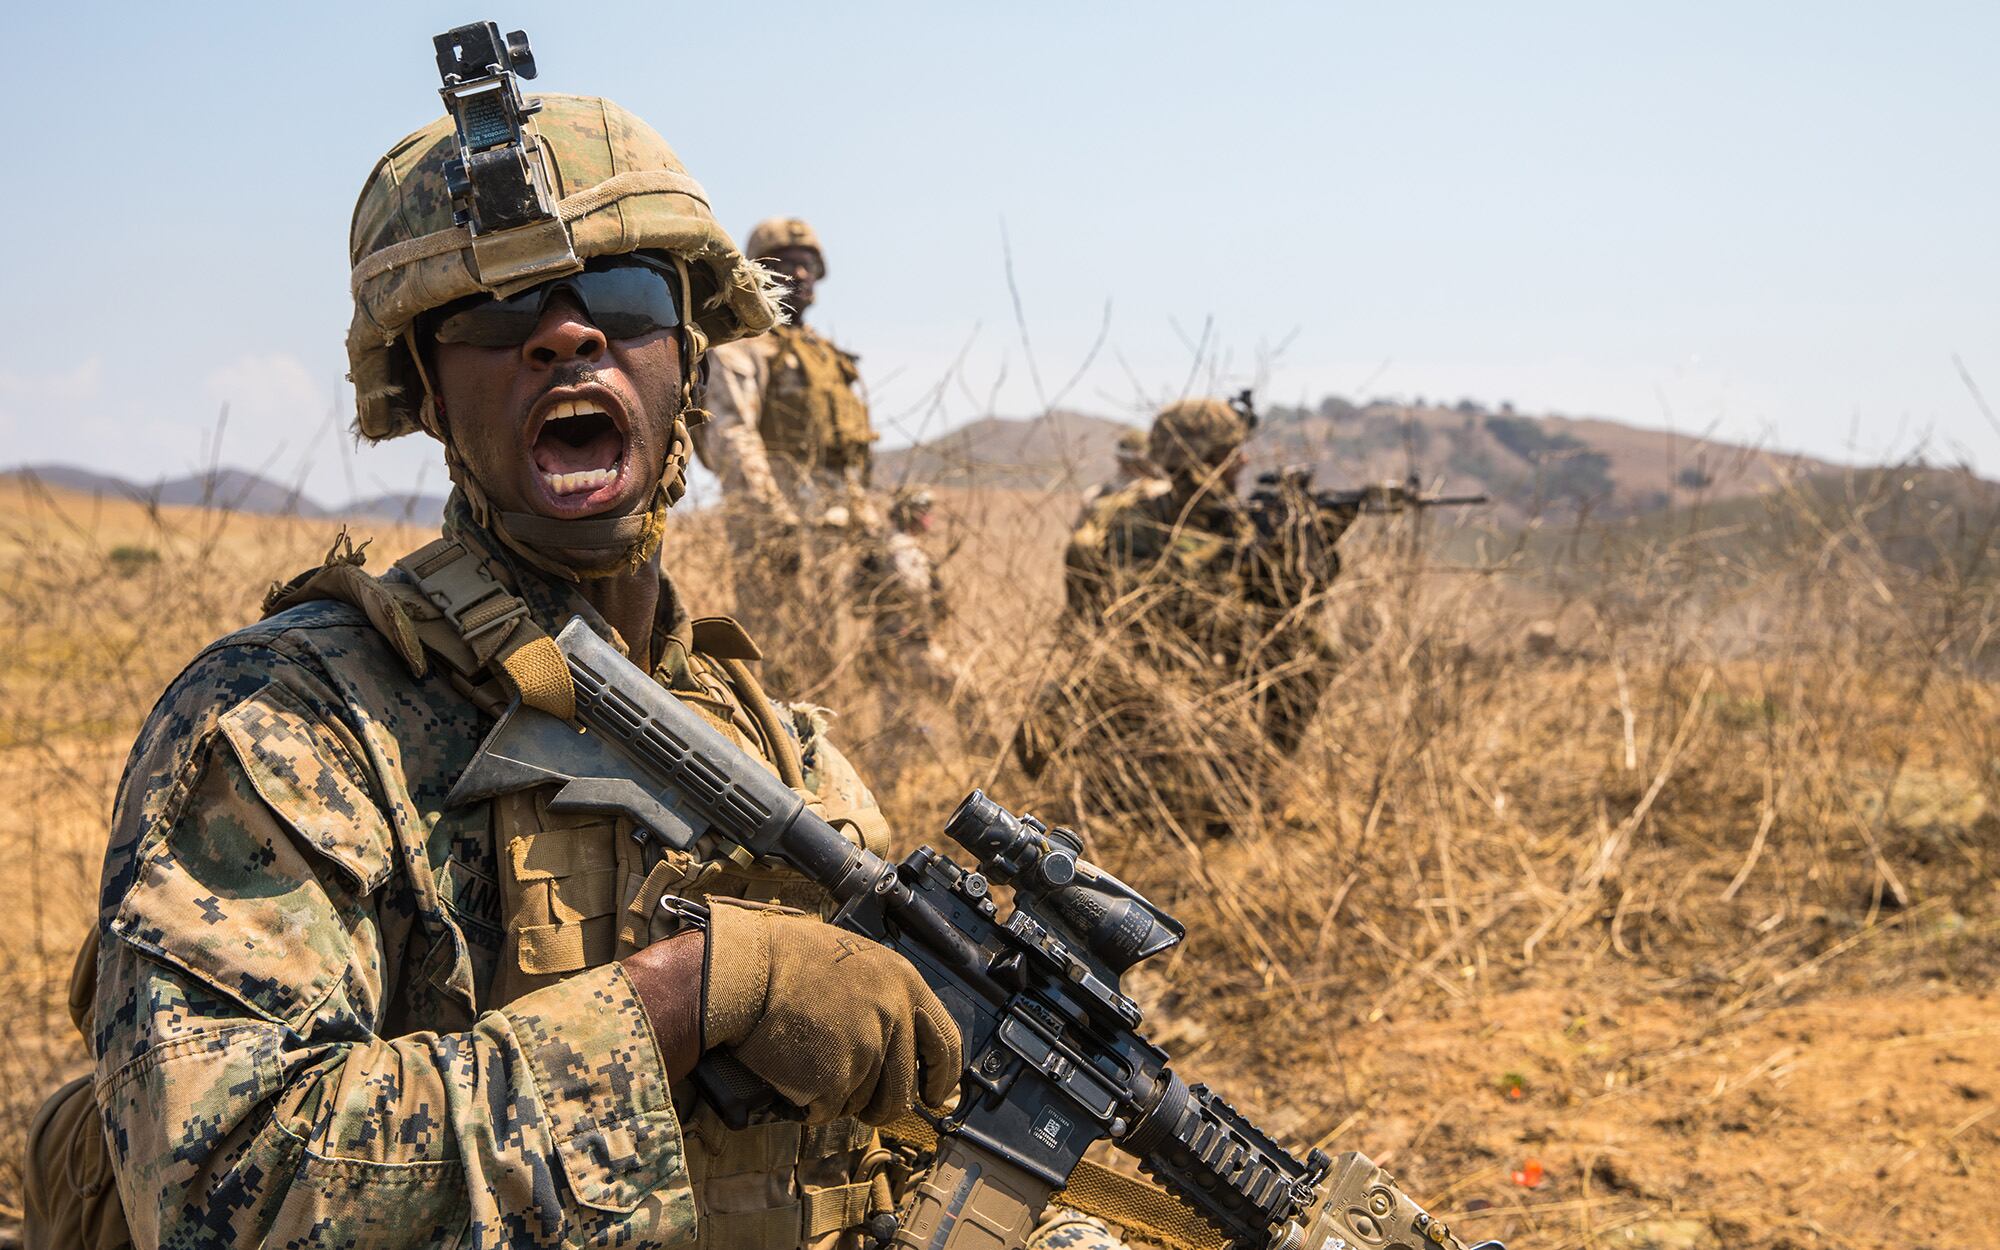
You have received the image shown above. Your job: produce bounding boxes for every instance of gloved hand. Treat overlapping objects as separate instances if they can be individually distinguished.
[703,898,961,1124]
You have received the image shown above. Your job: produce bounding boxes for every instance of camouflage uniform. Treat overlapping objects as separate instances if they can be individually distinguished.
[693,218,880,538]
[852,490,958,693]
[24,58,1123,1248]
[1017,400,1347,831]
[697,326,880,535]
[24,87,922,1250]
[86,504,894,1249]
[688,219,885,693]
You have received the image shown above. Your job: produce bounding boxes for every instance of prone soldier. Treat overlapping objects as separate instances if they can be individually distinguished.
[691,217,905,690]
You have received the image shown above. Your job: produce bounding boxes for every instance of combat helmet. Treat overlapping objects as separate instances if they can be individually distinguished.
[889,487,935,531]
[346,90,781,574]
[1113,428,1154,476]
[745,217,825,273]
[1148,397,1251,479]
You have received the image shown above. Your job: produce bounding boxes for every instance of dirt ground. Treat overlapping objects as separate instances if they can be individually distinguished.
[0,474,1994,1250]
[1233,971,2000,1249]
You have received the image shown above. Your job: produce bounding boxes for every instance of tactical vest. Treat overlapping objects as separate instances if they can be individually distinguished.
[758,325,875,475]
[26,534,894,1250]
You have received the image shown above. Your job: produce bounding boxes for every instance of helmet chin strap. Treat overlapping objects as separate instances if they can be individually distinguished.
[493,502,669,579]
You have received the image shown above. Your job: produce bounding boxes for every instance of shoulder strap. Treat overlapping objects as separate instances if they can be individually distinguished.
[690,615,763,661]
[264,534,575,721]
[394,537,576,721]
[263,533,430,676]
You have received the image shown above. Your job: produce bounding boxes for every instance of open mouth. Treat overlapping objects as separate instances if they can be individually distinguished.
[528,395,629,511]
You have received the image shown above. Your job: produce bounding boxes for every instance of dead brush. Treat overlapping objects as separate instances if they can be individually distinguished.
[0,455,1996,1248]
[808,456,2000,1244]
[0,475,412,1222]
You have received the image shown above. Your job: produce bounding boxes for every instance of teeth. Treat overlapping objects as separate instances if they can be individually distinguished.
[545,399,608,423]
[541,468,618,496]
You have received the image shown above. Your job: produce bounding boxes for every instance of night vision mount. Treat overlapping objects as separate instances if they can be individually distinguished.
[432,22,582,292]
[1230,387,1260,431]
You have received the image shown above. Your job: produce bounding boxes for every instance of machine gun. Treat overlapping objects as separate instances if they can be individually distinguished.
[450,618,1501,1250]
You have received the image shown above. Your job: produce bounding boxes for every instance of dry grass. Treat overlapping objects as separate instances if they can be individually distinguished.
[2,458,1996,1249]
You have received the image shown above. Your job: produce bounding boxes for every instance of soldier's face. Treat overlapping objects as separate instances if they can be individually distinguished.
[763,246,821,316]
[432,292,685,523]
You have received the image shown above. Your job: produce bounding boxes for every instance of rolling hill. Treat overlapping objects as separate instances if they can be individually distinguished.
[6,396,1948,534]
[877,397,1864,524]
[0,465,447,528]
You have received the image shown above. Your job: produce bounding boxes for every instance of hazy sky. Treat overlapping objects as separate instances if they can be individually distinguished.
[3,2,1994,503]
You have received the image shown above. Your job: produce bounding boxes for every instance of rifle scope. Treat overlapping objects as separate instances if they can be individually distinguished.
[945,791,1184,976]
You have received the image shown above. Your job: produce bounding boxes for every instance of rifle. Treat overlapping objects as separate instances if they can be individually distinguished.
[1251,468,1488,521]
[1245,470,1487,579]
[450,618,1503,1250]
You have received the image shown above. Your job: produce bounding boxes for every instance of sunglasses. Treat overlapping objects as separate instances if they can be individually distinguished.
[762,251,824,281]
[430,256,684,348]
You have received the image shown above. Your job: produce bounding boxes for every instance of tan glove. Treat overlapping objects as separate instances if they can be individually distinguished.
[703,898,961,1124]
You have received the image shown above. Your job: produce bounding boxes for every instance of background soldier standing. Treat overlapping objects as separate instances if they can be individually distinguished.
[694,217,885,692]
[22,61,958,1250]
[695,217,879,528]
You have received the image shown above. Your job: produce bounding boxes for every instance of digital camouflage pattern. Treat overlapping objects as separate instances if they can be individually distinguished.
[88,496,889,1249]
[1029,1208,1123,1250]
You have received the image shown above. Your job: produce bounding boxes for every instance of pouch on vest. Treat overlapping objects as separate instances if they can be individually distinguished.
[759,327,875,474]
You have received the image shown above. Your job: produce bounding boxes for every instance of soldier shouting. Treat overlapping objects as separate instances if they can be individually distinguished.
[24,50,956,1250]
